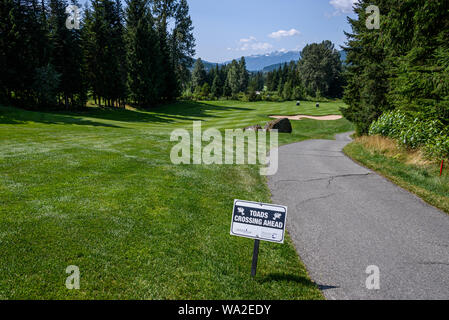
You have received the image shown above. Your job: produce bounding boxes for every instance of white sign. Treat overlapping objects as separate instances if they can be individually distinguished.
[230,200,287,243]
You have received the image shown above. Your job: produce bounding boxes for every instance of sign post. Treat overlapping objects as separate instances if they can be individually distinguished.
[230,200,288,277]
[251,239,260,277]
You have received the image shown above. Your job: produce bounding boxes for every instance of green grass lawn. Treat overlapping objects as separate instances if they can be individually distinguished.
[0,100,352,299]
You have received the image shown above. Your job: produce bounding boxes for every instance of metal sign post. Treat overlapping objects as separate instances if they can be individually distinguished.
[230,200,288,277]
[251,239,260,277]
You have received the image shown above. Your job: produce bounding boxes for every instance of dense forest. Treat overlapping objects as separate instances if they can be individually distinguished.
[0,0,195,109]
[1,0,448,159]
[188,40,345,102]
[342,0,449,158]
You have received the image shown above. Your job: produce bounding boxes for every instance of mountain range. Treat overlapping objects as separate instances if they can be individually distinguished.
[199,50,347,73]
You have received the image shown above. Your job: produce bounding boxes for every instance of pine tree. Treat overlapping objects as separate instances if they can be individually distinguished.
[298,40,342,98]
[153,0,178,100]
[48,0,85,108]
[110,0,128,107]
[342,0,449,132]
[0,0,24,101]
[238,57,249,93]
[83,0,127,107]
[81,4,97,103]
[226,60,240,96]
[211,73,221,98]
[1,0,50,105]
[125,0,161,106]
[341,0,390,134]
[171,0,195,91]
[191,58,206,91]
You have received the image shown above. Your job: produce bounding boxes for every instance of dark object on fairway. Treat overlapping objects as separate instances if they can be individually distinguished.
[316,103,320,108]
[296,101,300,106]
[244,124,262,131]
[264,118,292,133]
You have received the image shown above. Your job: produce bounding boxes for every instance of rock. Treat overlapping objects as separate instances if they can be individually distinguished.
[244,124,262,131]
[264,118,292,133]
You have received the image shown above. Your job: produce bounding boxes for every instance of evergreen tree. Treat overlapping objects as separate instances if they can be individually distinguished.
[125,0,161,106]
[341,0,392,134]
[282,80,293,101]
[298,40,343,98]
[110,0,128,107]
[81,4,97,103]
[342,0,449,134]
[191,58,206,90]
[1,0,50,104]
[265,72,274,92]
[49,0,85,108]
[211,73,222,98]
[85,0,126,107]
[226,60,240,96]
[153,0,178,100]
[170,0,195,91]
[238,57,249,93]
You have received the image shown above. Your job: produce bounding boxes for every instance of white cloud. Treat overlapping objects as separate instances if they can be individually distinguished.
[268,28,300,39]
[248,42,273,51]
[329,0,358,14]
[239,36,257,43]
[239,42,273,52]
[234,36,273,52]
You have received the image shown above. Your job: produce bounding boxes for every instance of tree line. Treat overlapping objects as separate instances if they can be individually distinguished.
[190,57,249,100]
[342,0,449,135]
[188,40,344,102]
[0,0,195,109]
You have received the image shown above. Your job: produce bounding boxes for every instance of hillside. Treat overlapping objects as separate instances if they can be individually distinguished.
[197,49,347,72]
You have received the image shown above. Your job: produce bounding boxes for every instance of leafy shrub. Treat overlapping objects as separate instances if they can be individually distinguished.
[369,110,449,158]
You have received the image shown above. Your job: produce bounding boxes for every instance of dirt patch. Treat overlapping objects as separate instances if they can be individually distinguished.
[269,114,343,121]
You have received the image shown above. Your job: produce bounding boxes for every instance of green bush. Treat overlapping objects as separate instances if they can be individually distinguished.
[369,110,449,158]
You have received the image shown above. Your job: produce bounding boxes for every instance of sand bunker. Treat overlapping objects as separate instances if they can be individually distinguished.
[269,114,343,121]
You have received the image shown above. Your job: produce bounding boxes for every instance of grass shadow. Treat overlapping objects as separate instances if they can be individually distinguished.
[0,105,176,127]
[258,273,318,288]
[151,100,253,119]
[0,106,124,128]
[70,106,179,123]
[1,101,253,127]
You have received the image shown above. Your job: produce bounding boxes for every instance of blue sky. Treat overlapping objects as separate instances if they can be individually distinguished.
[188,0,357,62]
[78,0,357,63]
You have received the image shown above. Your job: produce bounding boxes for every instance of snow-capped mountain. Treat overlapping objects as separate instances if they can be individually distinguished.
[224,50,301,71]
[198,49,346,72]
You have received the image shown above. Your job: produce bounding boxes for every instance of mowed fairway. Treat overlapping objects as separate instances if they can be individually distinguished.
[0,100,352,299]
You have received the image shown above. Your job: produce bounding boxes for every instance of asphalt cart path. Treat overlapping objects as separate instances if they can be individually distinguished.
[268,132,449,300]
